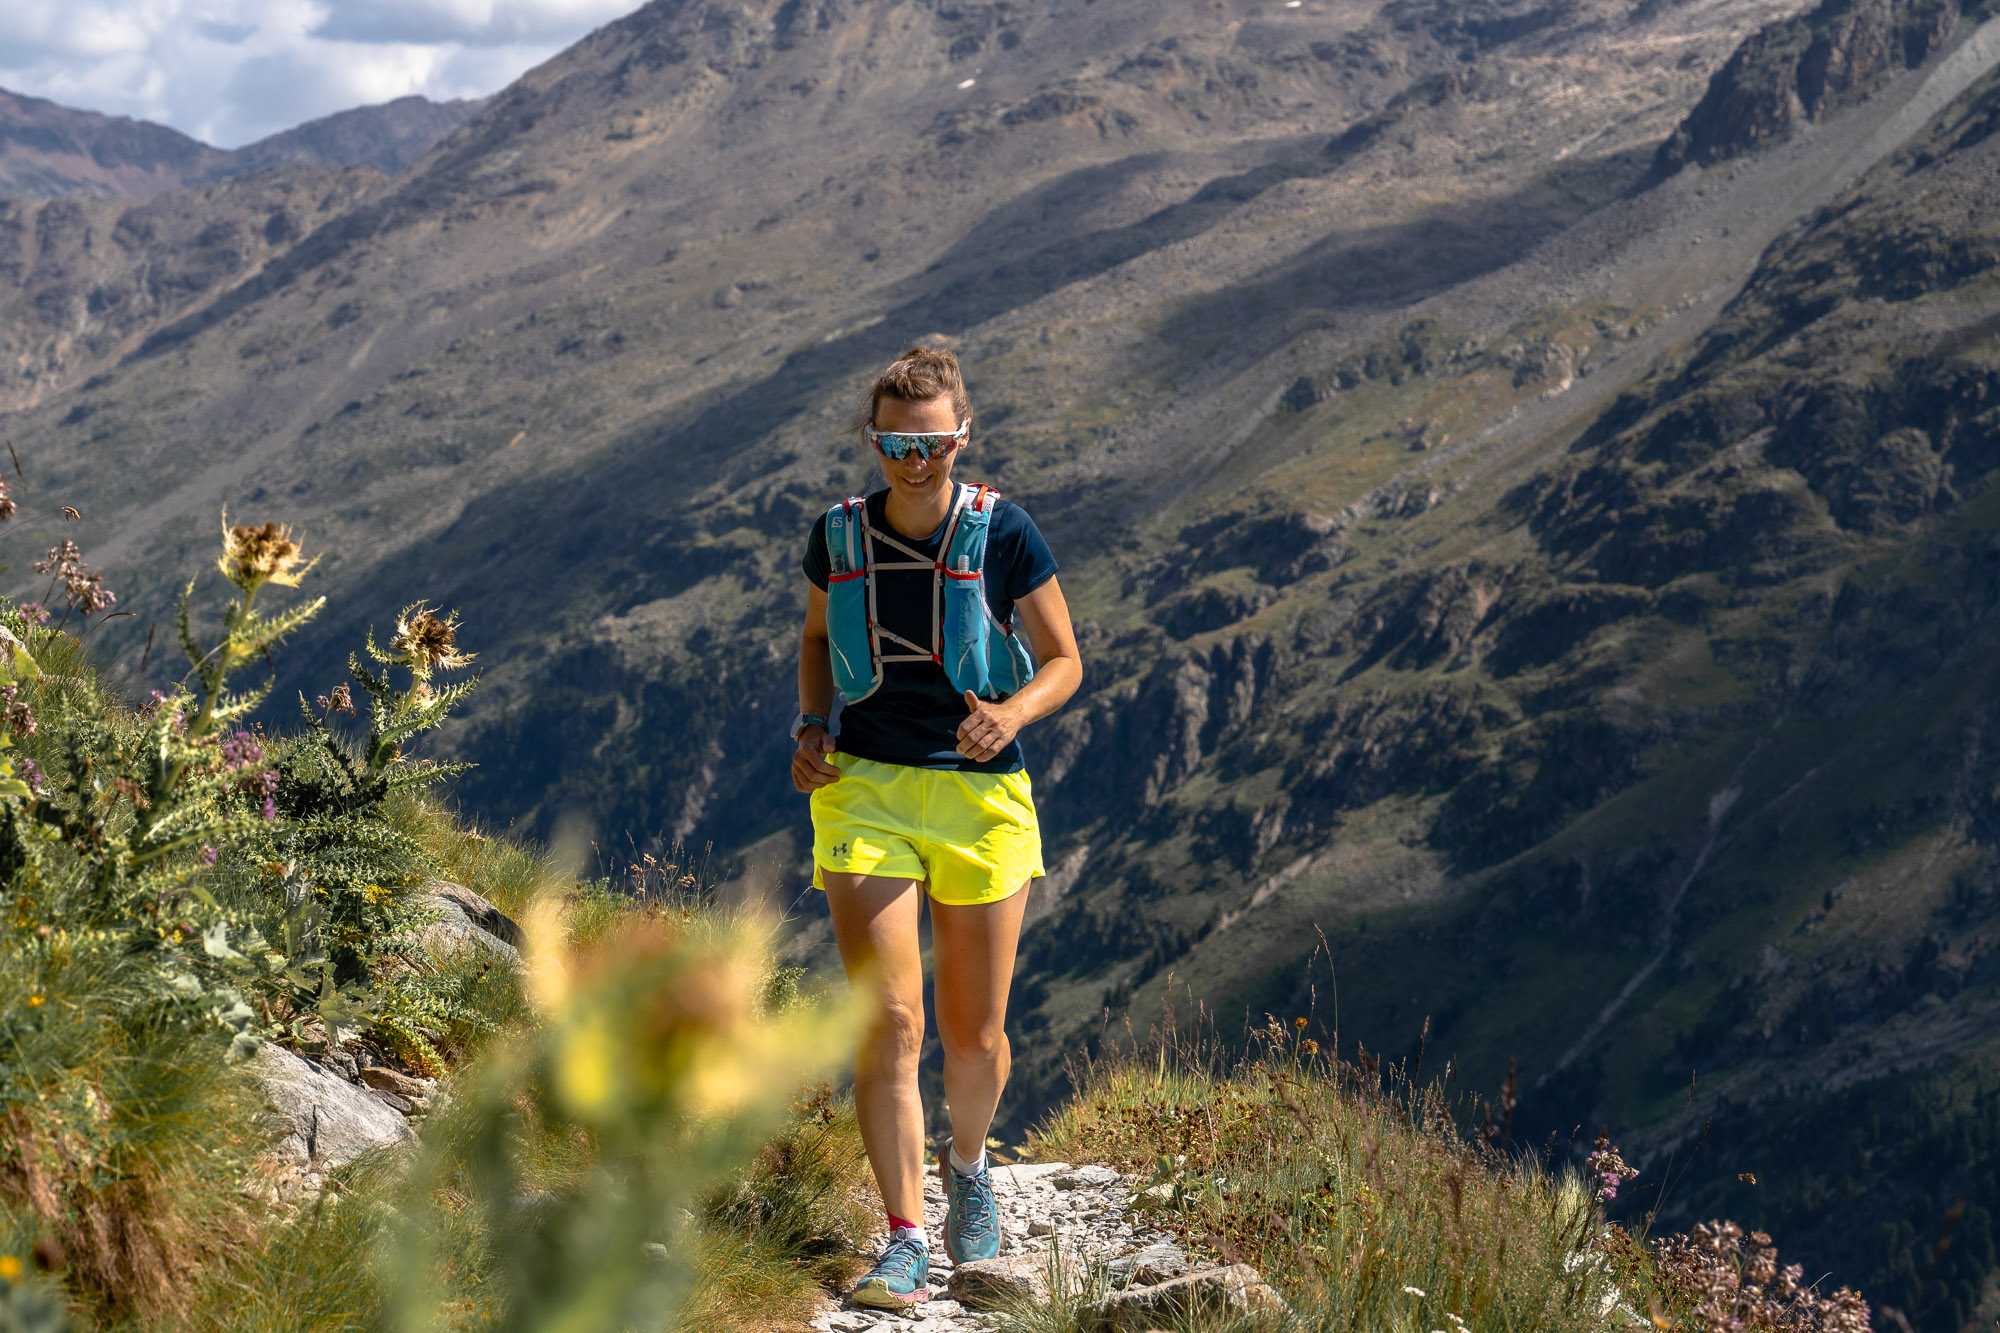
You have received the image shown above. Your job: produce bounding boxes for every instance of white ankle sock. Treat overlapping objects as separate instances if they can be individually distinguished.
[889,1223,927,1247]
[948,1141,986,1176]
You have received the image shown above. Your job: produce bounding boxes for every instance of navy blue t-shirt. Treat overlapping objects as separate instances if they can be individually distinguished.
[802,486,1059,772]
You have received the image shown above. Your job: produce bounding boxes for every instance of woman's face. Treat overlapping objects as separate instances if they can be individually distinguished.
[870,393,964,500]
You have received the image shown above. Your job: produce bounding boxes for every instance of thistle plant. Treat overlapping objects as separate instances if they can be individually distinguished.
[293,601,478,816]
[0,513,324,935]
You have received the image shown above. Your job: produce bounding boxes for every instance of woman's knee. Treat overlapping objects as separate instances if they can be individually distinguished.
[859,993,925,1068]
[937,1018,1006,1064]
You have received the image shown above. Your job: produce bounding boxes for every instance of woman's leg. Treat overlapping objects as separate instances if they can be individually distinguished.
[823,870,929,1225]
[929,880,1033,1160]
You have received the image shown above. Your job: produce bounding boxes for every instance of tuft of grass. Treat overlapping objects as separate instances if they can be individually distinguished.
[381,788,549,922]
[1029,1015,1668,1333]
[0,942,266,1328]
[686,1082,878,1328]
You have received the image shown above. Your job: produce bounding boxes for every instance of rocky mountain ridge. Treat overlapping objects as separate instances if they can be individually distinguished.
[0,86,480,201]
[1656,0,1999,172]
[0,86,224,199]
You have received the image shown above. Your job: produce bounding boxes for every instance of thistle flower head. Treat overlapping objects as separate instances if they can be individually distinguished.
[217,512,317,592]
[390,602,475,677]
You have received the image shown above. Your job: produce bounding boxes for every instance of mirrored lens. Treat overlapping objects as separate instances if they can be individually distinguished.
[875,432,955,460]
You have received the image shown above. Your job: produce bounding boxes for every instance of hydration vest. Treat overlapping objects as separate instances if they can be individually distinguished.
[822,481,1037,704]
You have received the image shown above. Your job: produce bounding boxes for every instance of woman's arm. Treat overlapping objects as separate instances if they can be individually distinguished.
[956,575,1083,762]
[794,582,841,791]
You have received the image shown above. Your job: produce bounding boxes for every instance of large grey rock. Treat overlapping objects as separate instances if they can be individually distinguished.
[1053,1164,1120,1190]
[1086,1264,1289,1328]
[248,1042,416,1174]
[991,1161,1070,1186]
[414,878,523,965]
[948,1251,1052,1309]
[1107,1242,1188,1287]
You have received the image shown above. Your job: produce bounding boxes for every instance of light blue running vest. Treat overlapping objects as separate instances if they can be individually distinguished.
[822,481,1037,704]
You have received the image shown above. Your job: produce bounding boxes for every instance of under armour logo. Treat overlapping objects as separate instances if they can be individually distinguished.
[832,842,851,859]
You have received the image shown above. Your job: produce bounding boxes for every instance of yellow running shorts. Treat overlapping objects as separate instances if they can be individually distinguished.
[809,751,1045,906]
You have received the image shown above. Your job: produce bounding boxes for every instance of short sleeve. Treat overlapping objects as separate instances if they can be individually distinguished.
[802,513,830,591]
[1000,502,1059,602]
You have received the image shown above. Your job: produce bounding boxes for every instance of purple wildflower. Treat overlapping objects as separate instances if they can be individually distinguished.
[18,757,43,795]
[199,845,218,865]
[220,730,264,770]
[249,768,280,821]
[1586,1134,1638,1203]
[16,602,48,626]
[33,540,80,576]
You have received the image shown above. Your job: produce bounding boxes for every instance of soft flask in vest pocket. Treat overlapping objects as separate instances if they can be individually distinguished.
[942,554,1036,700]
[823,500,881,702]
[938,486,1037,701]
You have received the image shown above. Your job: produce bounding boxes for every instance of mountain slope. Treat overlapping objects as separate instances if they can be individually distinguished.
[0,170,388,414]
[5,0,2000,1324]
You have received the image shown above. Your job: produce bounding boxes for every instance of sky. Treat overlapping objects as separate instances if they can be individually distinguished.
[0,0,640,148]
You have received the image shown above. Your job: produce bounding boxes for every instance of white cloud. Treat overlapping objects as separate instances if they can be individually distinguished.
[0,0,632,147]
[312,0,634,48]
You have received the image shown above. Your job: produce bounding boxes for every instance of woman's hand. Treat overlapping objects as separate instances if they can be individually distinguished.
[957,690,1024,762]
[792,726,841,792]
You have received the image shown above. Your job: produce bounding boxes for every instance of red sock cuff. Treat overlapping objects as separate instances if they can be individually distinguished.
[886,1211,921,1233]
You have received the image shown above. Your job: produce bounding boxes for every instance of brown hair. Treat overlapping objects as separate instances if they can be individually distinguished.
[856,345,972,432]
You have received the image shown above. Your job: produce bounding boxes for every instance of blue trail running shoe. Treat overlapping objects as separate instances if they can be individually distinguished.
[940,1137,1002,1263]
[849,1234,931,1310]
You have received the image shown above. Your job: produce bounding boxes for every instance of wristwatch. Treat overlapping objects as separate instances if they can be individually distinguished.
[789,711,830,742]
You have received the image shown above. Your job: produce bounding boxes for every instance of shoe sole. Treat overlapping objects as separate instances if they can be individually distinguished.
[850,1278,931,1310]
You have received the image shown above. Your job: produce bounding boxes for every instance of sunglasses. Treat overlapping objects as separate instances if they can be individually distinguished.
[867,420,969,461]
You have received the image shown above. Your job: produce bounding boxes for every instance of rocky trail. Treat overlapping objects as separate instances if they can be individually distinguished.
[808,1160,1285,1332]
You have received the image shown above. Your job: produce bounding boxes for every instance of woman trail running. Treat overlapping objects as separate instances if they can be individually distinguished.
[793,345,1082,1311]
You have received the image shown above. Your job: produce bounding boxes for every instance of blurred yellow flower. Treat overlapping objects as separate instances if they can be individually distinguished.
[522,894,571,1016]
[25,994,43,1008]
[556,1014,619,1118]
[0,1253,19,1280]
[679,1033,756,1118]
